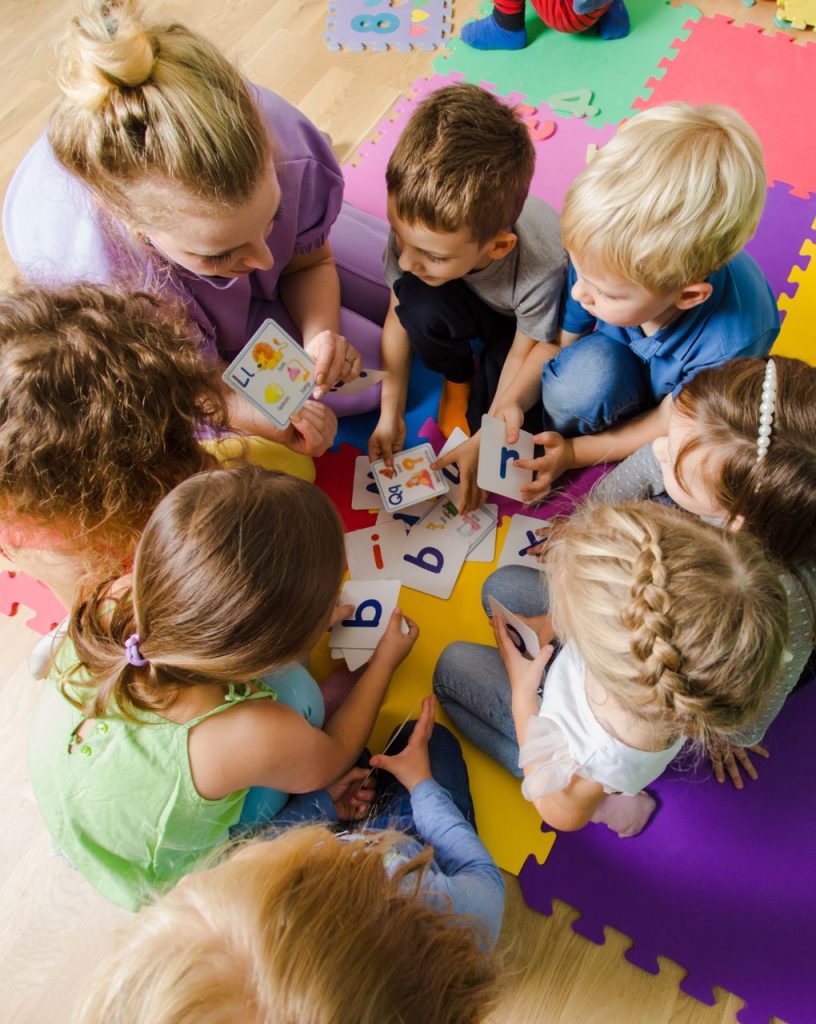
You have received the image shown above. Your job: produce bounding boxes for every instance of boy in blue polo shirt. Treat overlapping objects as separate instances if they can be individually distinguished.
[441,103,779,509]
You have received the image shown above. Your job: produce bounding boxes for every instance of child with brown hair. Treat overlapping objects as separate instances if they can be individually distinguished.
[434,501,788,836]
[28,465,419,909]
[0,283,233,607]
[369,83,567,485]
[73,697,504,1024]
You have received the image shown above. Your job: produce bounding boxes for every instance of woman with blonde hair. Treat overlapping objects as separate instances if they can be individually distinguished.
[4,1,391,453]
[72,696,504,1024]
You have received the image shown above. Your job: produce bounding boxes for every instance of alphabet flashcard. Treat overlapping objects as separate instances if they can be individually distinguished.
[375,500,437,531]
[398,526,470,600]
[488,596,541,661]
[329,579,401,650]
[466,504,499,562]
[351,455,384,511]
[222,319,316,429]
[416,497,498,554]
[345,522,407,580]
[476,415,535,501]
[371,443,448,511]
[497,514,552,571]
[328,368,387,396]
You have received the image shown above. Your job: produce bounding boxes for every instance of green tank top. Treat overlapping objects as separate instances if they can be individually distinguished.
[28,638,277,911]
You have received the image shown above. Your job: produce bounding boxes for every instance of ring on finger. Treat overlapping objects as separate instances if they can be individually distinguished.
[344,353,356,365]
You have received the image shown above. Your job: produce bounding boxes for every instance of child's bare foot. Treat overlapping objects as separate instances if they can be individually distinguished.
[590,791,656,837]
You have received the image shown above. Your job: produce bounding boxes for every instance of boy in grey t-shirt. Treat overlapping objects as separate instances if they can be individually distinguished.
[369,84,566,508]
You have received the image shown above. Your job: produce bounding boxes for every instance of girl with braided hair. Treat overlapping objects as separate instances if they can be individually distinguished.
[434,501,788,836]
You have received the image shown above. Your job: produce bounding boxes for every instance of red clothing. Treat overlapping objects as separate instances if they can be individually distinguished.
[493,0,609,32]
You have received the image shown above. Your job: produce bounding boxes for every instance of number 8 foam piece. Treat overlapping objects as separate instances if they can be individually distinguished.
[325,0,452,52]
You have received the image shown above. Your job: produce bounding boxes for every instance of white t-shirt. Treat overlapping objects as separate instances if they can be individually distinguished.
[520,641,685,799]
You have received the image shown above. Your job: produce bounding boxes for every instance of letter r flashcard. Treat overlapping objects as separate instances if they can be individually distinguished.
[476,415,534,500]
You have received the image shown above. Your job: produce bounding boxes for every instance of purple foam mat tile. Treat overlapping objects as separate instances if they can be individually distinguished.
[519,682,816,1024]
[326,0,451,53]
[417,417,612,521]
[343,72,617,222]
[746,181,816,306]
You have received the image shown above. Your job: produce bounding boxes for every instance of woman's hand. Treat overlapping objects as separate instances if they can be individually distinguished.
[304,330,362,397]
[371,609,419,672]
[286,400,337,457]
[369,695,436,793]
[494,615,554,696]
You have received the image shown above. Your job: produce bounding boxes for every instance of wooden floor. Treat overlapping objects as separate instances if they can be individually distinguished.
[0,1,799,1021]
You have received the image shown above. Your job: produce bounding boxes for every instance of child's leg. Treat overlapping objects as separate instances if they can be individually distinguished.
[462,0,621,51]
[461,0,528,51]
[433,643,522,778]
[481,565,550,619]
[393,273,516,432]
[540,332,653,436]
[533,0,611,32]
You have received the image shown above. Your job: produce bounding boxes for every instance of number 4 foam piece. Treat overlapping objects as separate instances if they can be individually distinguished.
[477,415,534,501]
[397,525,470,600]
[330,579,401,649]
[497,514,552,571]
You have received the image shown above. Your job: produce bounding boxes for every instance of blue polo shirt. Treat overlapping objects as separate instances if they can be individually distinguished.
[559,251,779,397]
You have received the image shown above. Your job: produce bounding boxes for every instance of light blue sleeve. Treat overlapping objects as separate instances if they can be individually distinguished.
[409,779,505,949]
[591,442,667,505]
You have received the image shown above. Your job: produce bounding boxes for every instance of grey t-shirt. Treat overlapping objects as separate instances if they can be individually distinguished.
[383,195,567,343]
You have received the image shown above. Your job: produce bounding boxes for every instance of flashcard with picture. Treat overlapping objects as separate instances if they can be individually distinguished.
[375,499,437,532]
[370,443,448,511]
[497,514,552,570]
[329,580,401,650]
[417,498,498,554]
[466,504,499,563]
[222,319,315,429]
[476,414,535,500]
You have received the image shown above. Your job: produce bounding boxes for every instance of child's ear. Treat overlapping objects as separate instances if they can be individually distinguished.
[485,231,517,261]
[675,281,713,310]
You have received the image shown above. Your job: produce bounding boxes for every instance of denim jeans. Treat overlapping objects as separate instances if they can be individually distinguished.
[540,333,653,436]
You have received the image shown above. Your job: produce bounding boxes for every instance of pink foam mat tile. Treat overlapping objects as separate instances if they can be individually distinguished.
[343,72,617,222]
[0,570,67,635]
[633,13,816,199]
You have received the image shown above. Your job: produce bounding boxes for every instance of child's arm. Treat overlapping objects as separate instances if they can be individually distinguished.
[189,609,419,797]
[370,697,505,949]
[494,617,606,831]
[369,292,411,466]
[516,394,673,504]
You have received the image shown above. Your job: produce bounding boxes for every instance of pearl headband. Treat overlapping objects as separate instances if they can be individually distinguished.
[756,359,777,462]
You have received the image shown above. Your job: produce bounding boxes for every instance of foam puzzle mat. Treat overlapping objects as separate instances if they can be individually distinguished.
[325,0,452,52]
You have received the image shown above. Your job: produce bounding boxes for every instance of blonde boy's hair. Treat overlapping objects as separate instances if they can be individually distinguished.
[73,827,500,1024]
[50,0,268,224]
[546,501,787,749]
[560,103,766,293]
[386,83,535,245]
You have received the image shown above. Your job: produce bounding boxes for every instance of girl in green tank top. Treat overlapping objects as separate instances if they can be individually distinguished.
[29,466,419,910]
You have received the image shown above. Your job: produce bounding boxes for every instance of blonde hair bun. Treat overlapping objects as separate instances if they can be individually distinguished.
[58,1,157,111]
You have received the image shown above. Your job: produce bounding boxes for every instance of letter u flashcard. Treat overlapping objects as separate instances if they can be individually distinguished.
[222,319,316,429]
[370,442,448,511]
[399,526,470,599]
[329,580,401,649]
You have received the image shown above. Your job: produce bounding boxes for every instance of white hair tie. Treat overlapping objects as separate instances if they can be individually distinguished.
[756,358,777,462]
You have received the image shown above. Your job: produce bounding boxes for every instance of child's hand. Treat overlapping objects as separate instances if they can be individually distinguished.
[526,524,551,557]
[494,615,554,696]
[710,738,769,789]
[326,766,376,821]
[432,433,487,515]
[369,695,436,793]
[494,401,526,445]
[304,330,361,397]
[328,602,355,628]
[368,412,406,468]
[288,401,338,457]
[371,608,419,670]
[516,431,576,505]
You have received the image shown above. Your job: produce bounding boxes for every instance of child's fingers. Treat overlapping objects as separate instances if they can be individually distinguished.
[749,744,770,759]
[408,695,436,747]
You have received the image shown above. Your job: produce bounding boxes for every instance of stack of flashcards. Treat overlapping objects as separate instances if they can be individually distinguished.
[345,433,500,600]
[329,580,405,670]
[223,318,385,427]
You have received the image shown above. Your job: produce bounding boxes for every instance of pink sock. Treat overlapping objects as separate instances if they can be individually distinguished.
[590,792,656,838]
[321,665,363,721]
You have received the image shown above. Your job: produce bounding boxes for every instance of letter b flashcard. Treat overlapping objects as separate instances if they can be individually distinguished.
[329,580,401,650]
[399,526,470,600]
